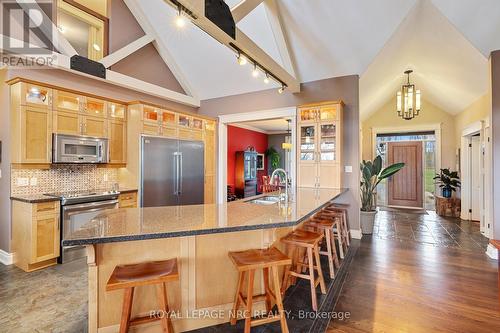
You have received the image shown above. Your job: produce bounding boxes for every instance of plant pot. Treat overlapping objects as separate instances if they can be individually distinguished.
[360,210,377,235]
[442,187,452,198]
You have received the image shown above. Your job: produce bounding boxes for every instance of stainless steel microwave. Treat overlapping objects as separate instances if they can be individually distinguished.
[53,134,109,164]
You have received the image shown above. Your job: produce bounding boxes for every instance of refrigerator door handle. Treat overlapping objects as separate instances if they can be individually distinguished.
[174,152,180,195]
[179,152,183,195]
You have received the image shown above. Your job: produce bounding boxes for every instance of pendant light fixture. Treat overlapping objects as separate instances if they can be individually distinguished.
[396,70,421,120]
[282,119,292,150]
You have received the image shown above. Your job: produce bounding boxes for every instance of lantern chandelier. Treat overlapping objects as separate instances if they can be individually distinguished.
[396,70,421,120]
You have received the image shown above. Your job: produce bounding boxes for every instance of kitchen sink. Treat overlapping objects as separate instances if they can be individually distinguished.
[246,195,281,205]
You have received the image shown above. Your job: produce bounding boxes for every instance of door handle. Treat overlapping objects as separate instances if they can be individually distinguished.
[174,152,180,195]
[179,152,183,195]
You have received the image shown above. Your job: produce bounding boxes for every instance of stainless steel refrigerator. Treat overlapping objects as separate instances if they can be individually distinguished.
[141,136,205,207]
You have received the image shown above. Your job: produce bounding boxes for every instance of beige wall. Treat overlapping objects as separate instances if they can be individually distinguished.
[362,99,457,169]
[454,94,490,143]
[199,75,361,230]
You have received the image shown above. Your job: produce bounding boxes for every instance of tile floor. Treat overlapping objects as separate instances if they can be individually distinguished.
[373,209,489,253]
[0,258,87,333]
[0,210,491,333]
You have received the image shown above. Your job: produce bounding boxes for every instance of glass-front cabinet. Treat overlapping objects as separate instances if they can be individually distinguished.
[300,125,316,162]
[320,123,336,161]
[84,97,106,117]
[54,91,81,113]
[297,102,343,188]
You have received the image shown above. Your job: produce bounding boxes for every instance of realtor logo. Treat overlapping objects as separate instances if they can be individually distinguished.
[1,0,55,55]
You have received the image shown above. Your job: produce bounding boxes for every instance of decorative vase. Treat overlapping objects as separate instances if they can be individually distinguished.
[442,186,452,198]
[360,210,377,235]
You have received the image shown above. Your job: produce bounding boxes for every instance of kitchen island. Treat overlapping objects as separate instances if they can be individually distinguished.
[64,187,347,333]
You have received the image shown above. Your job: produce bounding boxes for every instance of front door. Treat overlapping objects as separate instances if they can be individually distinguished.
[387,141,423,208]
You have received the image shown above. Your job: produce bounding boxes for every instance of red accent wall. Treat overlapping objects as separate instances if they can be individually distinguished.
[227,125,268,191]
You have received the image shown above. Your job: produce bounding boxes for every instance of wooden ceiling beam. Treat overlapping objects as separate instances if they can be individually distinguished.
[231,0,264,23]
[124,0,199,99]
[264,0,298,80]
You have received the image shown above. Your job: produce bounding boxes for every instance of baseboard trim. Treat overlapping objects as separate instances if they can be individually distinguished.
[486,243,498,260]
[351,229,362,239]
[0,249,13,265]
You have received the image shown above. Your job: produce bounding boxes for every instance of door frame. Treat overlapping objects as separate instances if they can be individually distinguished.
[217,107,297,204]
[460,119,492,238]
[371,124,442,209]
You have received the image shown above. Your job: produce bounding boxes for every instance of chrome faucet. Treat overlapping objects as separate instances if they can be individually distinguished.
[270,168,289,202]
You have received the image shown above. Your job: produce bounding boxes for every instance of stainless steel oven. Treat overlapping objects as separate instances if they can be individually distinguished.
[53,134,109,163]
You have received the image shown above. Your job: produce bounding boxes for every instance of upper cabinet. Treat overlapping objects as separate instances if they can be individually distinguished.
[297,101,343,189]
[15,82,53,109]
[9,79,127,166]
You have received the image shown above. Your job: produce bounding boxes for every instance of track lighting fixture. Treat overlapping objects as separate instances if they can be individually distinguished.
[264,73,270,84]
[278,84,285,94]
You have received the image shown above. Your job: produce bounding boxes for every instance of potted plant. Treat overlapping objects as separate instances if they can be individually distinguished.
[266,147,281,171]
[433,168,460,198]
[360,156,405,234]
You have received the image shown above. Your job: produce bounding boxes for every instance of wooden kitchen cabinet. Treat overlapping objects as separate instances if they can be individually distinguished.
[9,78,128,166]
[53,90,81,113]
[297,101,343,189]
[118,191,137,208]
[11,106,52,164]
[84,115,107,137]
[12,200,60,272]
[53,110,81,135]
[53,113,107,137]
[12,82,53,109]
[108,119,127,164]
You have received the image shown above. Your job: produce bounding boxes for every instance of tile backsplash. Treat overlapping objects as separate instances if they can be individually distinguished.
[11,165,119,196]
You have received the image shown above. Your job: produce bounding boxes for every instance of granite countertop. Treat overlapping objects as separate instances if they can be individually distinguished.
[11,188,138,203]
[62,187,348,246]
[10,194,60,203]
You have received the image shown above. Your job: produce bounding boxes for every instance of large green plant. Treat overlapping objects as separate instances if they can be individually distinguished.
[360,156,405,212]
[433,168,461,192]
[266,147,281,170]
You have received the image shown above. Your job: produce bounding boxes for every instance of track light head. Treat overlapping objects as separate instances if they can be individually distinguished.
[252,64,259,77]
[175,5,186,28]
[237,53,247,66]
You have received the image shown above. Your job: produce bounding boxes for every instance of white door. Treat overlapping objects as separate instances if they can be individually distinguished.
[471,136,481,221]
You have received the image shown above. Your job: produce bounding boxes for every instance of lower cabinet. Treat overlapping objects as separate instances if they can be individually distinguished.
[12,200,60,272]
[118,191,138,208]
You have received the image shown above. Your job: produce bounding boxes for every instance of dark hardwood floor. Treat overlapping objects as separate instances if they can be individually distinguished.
[327,237,500,333]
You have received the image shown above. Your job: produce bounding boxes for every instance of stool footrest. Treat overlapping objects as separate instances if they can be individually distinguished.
[130,315,160,327]
[251,314,282,327]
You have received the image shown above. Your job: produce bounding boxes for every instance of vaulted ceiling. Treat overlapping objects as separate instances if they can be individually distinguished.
[133,0,500,118]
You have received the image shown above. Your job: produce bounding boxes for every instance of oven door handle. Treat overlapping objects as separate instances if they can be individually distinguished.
[62,199,119,212]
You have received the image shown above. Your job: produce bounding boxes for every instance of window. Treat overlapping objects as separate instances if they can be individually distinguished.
[57,0,108,61]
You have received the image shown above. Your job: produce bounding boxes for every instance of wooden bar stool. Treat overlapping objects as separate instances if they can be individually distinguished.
[281,229,326,311]
[106,258,179,333]
[314,211,347,259]
[228,247,291,333]
[325,204,351,245]
[303,217,340,279]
